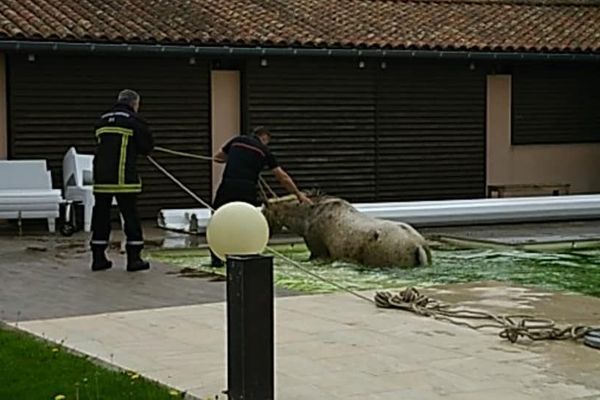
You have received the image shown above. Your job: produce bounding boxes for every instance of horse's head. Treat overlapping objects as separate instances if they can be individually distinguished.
[262,190,325,235]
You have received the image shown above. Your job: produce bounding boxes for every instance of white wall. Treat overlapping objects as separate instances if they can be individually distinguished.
[211,71,241,196]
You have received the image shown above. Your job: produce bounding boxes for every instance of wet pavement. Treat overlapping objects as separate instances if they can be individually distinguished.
[2,220,600,398]
[422,282,600,397]
[423,281,600,326]
[0,235,225,321]
[10,282,600,400]
[0,234,295,322]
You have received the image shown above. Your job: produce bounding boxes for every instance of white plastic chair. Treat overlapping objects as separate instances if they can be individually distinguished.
[62,147,126,249]
[63,147,95,232]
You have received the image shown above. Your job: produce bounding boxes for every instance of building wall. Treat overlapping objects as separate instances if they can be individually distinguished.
[0,54,7,159]
[487,75,600,194]
[211,70,240,196]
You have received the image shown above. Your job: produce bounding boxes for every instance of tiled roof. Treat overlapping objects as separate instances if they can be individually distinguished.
[1,0,599,53]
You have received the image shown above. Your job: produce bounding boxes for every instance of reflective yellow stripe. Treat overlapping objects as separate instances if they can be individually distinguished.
[118,135,129,185]
[94,188,141,193]
[93,183,142,193]
[95,127,134,137]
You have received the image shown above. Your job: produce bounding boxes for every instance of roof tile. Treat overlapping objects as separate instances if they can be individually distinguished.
[0,0,598,53]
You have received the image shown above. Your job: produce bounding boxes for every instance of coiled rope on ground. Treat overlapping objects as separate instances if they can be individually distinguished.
[375,287,593,344]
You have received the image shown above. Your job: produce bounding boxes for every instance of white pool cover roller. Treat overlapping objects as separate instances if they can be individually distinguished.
[157,194,600,233]
[158,208,212,233]
[352,194,600,226]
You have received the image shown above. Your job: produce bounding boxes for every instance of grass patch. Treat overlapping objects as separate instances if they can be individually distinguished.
[149,244,600,297]
[0,326,183,400]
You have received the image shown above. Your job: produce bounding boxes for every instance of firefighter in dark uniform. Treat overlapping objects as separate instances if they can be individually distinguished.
[210,126,312,267]
[90,89,154,272]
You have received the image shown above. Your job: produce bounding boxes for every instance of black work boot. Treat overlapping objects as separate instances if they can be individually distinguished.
[126,245,150,272]
[210,250,224,268]
[91,245,112,271]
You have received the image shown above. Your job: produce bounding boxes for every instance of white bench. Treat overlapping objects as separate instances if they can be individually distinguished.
[0,160,62,233]
[487,183,571,198]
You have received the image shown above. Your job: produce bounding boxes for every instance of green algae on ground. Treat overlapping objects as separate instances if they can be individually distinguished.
[148,244,600,297]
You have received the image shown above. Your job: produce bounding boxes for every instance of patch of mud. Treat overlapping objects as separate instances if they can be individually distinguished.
[166,267,226,281]
[25,245,48,252]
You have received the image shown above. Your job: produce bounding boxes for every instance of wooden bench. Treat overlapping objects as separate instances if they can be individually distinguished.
[487,183,571,198]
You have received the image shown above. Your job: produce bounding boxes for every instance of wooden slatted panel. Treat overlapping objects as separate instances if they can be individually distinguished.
[375,60,486,201]
[9,54,211,218]
[246,59,377,202]
[512,64,600,144]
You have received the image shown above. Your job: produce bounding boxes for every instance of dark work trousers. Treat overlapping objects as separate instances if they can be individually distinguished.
[210,179,259,266]
[90,193,144,249]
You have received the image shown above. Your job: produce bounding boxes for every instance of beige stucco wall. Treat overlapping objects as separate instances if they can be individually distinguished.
[211,70,241,196]
[486,75,600,194]
[0,54,7,159]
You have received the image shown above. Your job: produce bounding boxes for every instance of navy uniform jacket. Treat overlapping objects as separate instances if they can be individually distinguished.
[221,135,278,184]
[213,135,279,207]
[93,103,154,194]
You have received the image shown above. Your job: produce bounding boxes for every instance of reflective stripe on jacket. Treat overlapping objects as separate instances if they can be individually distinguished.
[93,103,153,193]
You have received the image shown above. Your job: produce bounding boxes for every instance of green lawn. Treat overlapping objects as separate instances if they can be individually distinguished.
[149,244,600,297]
[0,327,183,400]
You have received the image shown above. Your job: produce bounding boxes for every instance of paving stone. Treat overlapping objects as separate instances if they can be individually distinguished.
[8,239,600,400]
[16,295,600,399]
[0,236,295,322]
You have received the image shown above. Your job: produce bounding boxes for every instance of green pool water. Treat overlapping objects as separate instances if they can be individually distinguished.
[148,244,600,297]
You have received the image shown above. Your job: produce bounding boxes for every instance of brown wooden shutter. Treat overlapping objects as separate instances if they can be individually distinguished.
[375,60,486,200]
[512,63,600,145]
[9,54,211,218]
[246,58,485,202]
[246,58,377,202]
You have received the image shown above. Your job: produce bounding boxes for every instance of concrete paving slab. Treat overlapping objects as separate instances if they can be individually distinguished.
[12,284,600,399]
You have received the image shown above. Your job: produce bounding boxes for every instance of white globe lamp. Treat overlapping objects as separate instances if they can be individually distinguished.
[206,202,270,261]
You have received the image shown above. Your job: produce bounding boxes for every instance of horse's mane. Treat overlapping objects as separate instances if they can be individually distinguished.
[266,189,328,204]
[306,189,329,201]
[265,189,350,208]
[265,189,354,213]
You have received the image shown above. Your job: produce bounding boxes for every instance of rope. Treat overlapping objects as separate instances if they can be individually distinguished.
[154,145,279,200]
[154,146,213,161]
[259,176,279,199]
[146,156,214,210]
[149,152,597,346]
[257,180,270,203]
[147,155,372,302]
[375,287,595,344]
[266,246,374,304]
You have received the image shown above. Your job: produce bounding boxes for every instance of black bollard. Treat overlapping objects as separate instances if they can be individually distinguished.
[226,254,274,400]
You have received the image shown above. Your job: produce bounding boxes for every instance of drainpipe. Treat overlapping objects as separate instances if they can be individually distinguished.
[0,40,599,62]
